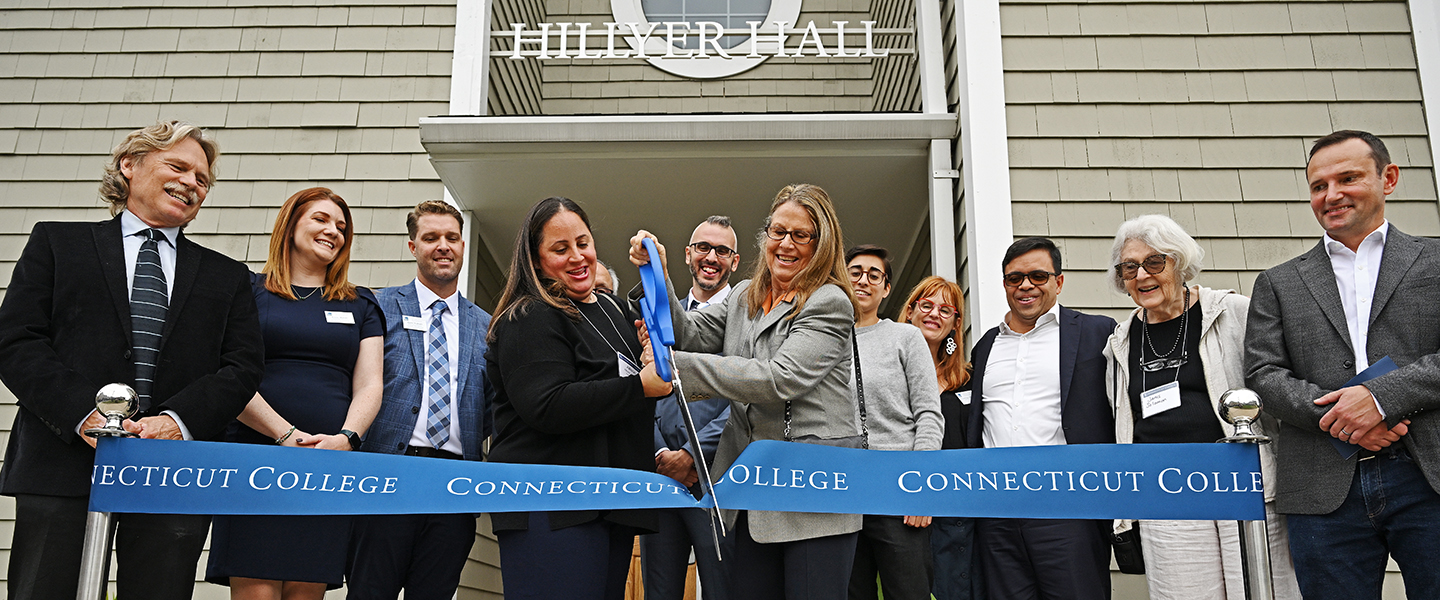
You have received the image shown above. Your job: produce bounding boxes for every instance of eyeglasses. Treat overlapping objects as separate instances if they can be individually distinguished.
[913,300,957,320]
[848,267,887,285]
[688,241,736,258]
[1114,254,1169,281]
[764,225,815,245]
[1002,270,1059,287]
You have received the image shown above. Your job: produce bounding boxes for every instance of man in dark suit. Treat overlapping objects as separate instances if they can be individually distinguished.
[641,216,738,600]
[0,120,265,600]
[966,237,1116,600]
[348,200,494,600]
[1246,130,1440,599]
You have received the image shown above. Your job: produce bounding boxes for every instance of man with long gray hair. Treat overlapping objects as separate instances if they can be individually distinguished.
[0,121,265,600]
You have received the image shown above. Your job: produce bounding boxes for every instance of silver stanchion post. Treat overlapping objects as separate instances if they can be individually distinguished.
[1218,388,1274,600]
[76,384,139,600]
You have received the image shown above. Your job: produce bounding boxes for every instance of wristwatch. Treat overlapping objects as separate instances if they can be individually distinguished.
[339,429,362,451]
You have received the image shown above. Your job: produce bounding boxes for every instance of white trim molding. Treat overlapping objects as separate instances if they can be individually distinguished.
[1411,0,1440,197]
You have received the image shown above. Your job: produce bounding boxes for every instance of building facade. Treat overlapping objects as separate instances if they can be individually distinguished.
[1,0,1434,597]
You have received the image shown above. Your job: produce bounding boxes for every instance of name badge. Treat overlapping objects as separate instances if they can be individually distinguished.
[956,390,972,406]
[325,311,355,325]
[617,352,641,378]
[402,315,426,331]
[1140,381,1182,419]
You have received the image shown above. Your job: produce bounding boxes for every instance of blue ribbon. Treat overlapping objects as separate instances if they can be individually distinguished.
[89,438,1264,521]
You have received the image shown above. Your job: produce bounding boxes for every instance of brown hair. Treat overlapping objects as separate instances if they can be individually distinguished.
[899,276,970,391]
[100,120,219,216]
[743,184,858,320]
[488,197,591,343]
[262,187,357,302]
[406,200,464,239]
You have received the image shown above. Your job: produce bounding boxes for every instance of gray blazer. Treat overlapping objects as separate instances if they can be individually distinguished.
[670,279,862,543]
[1245,226,1440,514]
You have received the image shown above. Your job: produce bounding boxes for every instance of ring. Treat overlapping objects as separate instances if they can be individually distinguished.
[1341,430,1351,437]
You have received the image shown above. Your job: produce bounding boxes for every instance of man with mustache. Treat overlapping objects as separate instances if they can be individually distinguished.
[641,216,739,600]
[966,237,1117,600]
[0,120,265,600]
[1246,130,1440,600]
[348,200,494,600]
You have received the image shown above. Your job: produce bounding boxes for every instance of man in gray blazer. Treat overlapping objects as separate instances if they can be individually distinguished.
[348,200,493,600]
[1246,130,1440,600]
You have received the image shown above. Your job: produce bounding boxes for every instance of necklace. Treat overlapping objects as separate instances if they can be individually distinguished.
[292,285,322,301]
[1140,286,1190,375]
[569,298,639,364]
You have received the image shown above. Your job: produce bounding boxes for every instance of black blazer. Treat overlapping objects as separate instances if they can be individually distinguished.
[967,306,1117,448]
[0,216,265,497]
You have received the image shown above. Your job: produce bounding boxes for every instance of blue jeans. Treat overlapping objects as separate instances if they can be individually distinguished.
[1286,446,1440,600]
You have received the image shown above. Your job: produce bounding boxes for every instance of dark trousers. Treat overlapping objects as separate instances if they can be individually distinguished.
[496,512,635,600]
[848,515,932,600]
[731,511,859,600]
[976,518,1110,600]
[640,507,733,600]
[8,494,209,600]
[347,513,477,600]
[930,517,985,600]
[1287,447,1440,600]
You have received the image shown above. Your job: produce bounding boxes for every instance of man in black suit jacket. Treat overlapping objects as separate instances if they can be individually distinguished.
[1246,130,1440,599]
[0,121,265,600]
[967,237,1117,600]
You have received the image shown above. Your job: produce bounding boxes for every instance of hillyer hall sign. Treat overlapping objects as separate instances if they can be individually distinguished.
[489,0,910,78]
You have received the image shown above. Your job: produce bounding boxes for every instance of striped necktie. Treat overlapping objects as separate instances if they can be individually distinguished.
[130,228,169,410]
[424,299,452,448]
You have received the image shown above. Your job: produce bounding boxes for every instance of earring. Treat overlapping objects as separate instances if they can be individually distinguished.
[944,335,957,356]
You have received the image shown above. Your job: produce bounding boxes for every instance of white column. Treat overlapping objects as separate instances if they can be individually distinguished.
[450,0,492,116]
[955,0,1013,332]
[1410,0,1440,197]
[929,140,959,280]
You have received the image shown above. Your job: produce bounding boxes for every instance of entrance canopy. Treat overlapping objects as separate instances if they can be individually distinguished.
[419,112,957,310]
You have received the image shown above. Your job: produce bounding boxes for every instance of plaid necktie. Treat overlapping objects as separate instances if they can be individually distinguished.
[130,229,169,410]
[424,299,452,448]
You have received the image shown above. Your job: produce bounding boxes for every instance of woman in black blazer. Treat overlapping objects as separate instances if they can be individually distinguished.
[485,196,673,600]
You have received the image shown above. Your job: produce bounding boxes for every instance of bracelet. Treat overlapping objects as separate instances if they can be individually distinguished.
[275,426,297,445]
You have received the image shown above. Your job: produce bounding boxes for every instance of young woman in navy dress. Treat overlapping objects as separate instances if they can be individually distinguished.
[206,187,384,600]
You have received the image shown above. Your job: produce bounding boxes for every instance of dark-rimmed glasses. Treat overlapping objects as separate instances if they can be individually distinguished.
[913,299,957,320]
[688,241,736,258]
[1002,270,1059,287]
[848,267,887,285]
[764,225,815,245]
[1114,254,1169,281]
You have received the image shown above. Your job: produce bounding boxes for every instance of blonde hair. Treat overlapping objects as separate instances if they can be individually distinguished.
[743,184,858,320]
[899,276,970,391]
[262,187,358,302]
[100,120,219,216]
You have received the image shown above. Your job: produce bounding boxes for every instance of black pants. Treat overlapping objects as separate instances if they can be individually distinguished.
[347,513,477,600]
[849,515,933,600]
[976,518,1110,600]
[731,511,859,600]
[496,512,636,600]
[8,494,209,600]
[640,507,734,600]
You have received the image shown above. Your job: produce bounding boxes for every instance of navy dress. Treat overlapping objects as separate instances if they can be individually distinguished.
[206,274,383,587]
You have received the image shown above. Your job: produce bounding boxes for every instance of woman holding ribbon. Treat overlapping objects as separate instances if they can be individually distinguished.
[843,245,943,600]
[898,275,984,600]
[1102,214,1300,600]
[486,196,672,600]
[629,183,862,600]
[205,187,384,599]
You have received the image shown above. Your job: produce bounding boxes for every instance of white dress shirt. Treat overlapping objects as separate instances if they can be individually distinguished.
[982,302,1066,448]
[409,279,464,454]
[80,211,189,439]
[684,283,731,312]
[1324,220,1389,416]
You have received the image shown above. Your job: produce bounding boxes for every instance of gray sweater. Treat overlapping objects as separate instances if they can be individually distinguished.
[853,319,945,451]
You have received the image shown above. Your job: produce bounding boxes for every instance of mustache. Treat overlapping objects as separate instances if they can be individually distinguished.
[163,182,198,205]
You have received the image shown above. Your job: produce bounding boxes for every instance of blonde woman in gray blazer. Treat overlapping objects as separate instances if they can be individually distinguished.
[631,184,862,600]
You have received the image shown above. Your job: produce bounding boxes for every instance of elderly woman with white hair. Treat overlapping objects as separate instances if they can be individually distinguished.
[1102,214,1301,600]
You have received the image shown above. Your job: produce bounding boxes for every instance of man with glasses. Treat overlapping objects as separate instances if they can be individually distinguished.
[641,216,737,600]
[1246,130,1440,600]
[966,237,1117,600]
